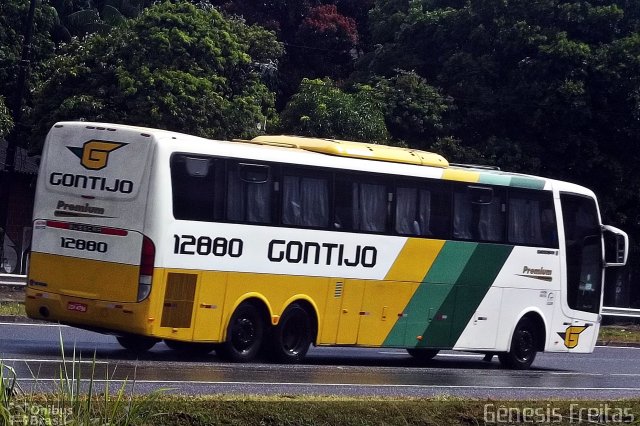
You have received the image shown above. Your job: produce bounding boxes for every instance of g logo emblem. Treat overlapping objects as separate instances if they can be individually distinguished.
[557,325,589,349]
[68,140,127,170]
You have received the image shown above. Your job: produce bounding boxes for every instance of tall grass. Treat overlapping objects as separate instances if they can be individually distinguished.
[0,329,164,425]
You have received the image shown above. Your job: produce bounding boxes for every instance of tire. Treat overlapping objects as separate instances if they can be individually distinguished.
[116,335,158,353]
[217,303,265,362]
[498,317,539,370]
[268,303,312,363]
[406,348,439,361]
[164,339,217,356]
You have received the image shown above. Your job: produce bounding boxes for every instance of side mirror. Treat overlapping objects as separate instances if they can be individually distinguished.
[602,225,628,267]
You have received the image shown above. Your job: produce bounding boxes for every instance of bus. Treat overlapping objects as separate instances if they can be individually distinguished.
[26,122,629,369]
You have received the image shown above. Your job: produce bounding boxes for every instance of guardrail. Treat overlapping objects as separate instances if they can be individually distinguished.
[0,274,27,287]
[601,306,640,318]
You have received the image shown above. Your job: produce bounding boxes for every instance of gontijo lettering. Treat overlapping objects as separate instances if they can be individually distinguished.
[49,173,133,194]
[268,239,377,268]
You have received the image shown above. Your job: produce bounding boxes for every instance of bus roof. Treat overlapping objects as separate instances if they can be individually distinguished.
[249,135,449,168]
[52,122,592,194]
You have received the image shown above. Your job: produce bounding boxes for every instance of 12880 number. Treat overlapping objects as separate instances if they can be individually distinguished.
[60,237,108,253]
[173,234,243,257]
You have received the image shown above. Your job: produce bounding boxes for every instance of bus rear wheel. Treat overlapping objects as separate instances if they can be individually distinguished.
[498,318,538,370]
[406,348,439,361]
[268,303,312,363]
[116,335,158,353]
[217,303,265,362]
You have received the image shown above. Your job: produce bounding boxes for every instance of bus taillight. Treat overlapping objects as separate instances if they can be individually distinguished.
[138,235,155,302]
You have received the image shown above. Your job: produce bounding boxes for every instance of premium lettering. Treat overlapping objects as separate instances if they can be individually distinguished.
[56,200,105,215]
[522,266,552,276]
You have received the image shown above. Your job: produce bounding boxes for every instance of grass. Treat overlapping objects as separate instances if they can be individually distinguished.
[2,331,163,425]
[2,392,640,425]
[0,301,25,316]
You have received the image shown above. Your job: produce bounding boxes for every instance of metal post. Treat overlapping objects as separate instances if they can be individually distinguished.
[0,0,37,272]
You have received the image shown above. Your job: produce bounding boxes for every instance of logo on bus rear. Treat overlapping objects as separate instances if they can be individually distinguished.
[558,324,589,349]
[68,140,127,170]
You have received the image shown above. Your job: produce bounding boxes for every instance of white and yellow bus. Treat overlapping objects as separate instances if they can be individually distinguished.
[26,122,629,369]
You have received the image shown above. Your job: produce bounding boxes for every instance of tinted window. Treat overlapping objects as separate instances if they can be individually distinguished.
[227,162,273,224]
[395,183,451,238]
[282,169,330,228]
[508,190,558,247]
[334,177,388,232]
[171,155,221,221]
[453,185,505,242]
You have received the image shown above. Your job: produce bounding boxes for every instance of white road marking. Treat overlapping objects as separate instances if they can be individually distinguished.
[8,377,640,392]
[0,322,69,327]
[1,358,108,364]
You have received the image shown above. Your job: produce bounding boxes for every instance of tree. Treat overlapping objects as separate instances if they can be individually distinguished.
[279,78,389,142]
[48,0,153,43]
[0,97,13,138]
[28,1,283,148]
[372,70,452,149]
[292,4,359,79]
[0,0,57,132]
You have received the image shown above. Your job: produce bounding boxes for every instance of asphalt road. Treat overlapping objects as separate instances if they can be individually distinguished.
[2,320,640,399]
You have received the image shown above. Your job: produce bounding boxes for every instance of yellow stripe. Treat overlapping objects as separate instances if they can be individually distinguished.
[384,238,445,282]
[442,169,480,183]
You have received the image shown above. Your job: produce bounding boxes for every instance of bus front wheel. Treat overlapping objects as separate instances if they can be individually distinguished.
[268,303,312,363]
[217,303,265,362]
[406,348,439,361]
[116,335,158,353]
[498,318,538,370]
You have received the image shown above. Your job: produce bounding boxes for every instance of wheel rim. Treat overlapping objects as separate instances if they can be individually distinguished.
[281,316,305,354]
[513,328,535,362]
[231,317,257,353]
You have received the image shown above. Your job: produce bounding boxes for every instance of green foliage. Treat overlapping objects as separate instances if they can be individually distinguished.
[0,97,13,138]
[0,0,57,137]
[372,70,452,149]
[280,78,389,142]
[29,1,283,148]
[362,0,640,234]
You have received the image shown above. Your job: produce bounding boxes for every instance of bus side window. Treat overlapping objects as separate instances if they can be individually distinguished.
[170,155,219,222]
[282,169,329,228]
[334,177,388,233]
[507,190,557,248]
[395,183,451,238]
[227,162,273,224]
[395,187,434,237]
[454,186,505,242]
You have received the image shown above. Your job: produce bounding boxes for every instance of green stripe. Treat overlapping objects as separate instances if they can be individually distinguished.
[384,242,514,349]
[477,171,546,190]
[478,174,511,186]
[509,176,545,190]
[447,244,513,344]
[383,241,475,347]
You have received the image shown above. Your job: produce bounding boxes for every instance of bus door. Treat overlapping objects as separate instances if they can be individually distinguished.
[560,193,604,320]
